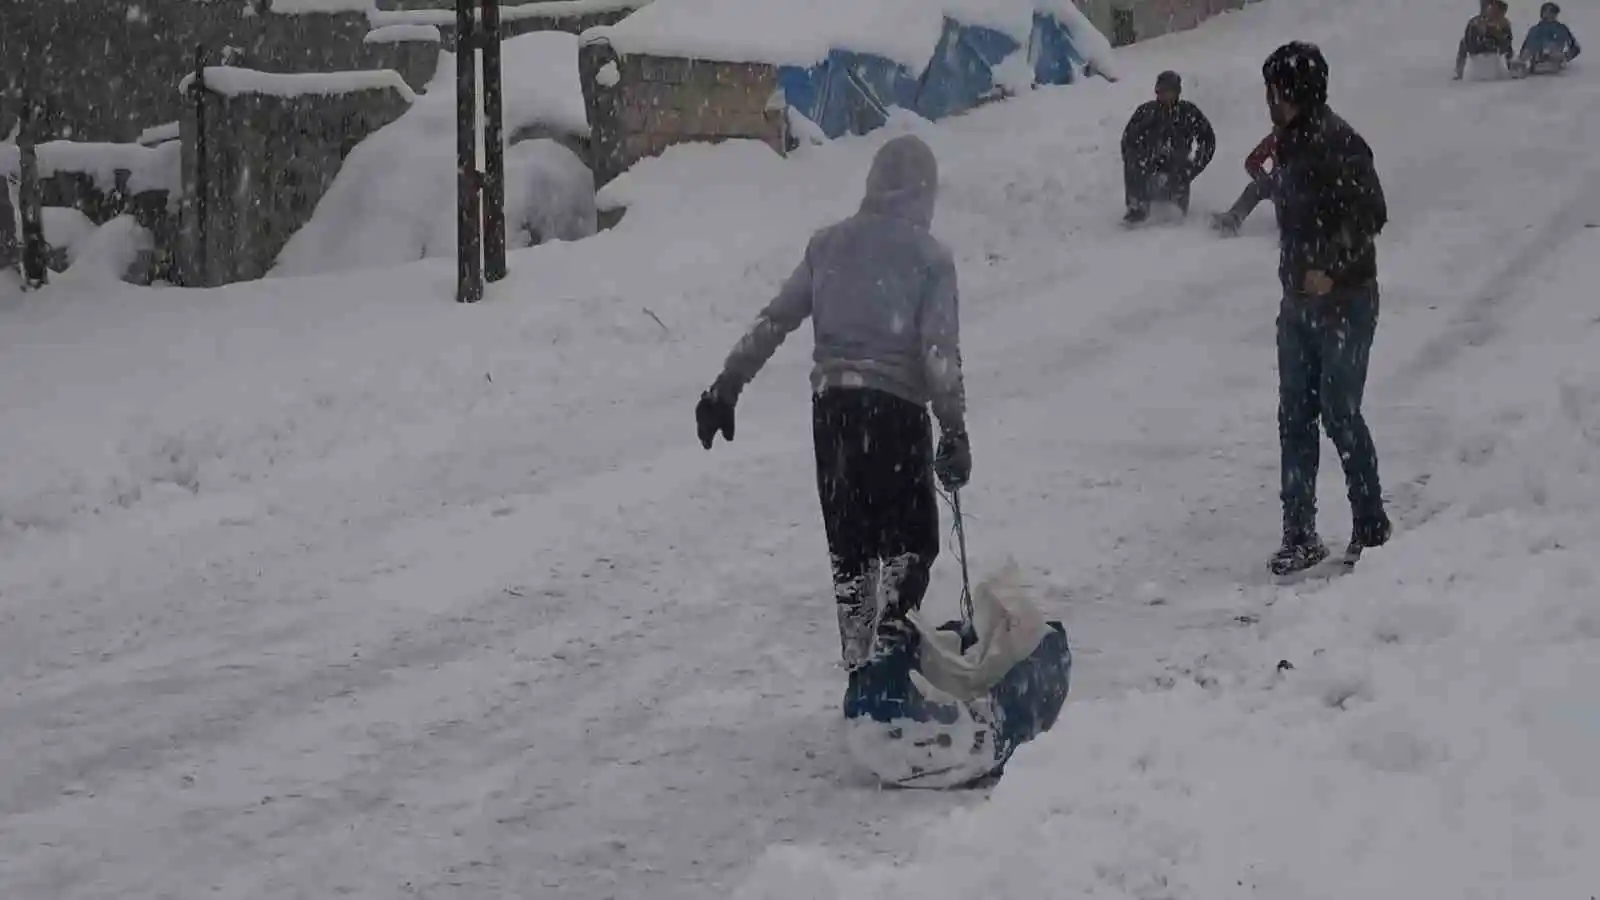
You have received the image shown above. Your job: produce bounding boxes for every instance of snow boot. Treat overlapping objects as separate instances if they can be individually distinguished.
[1269,532,1330,576]
[1344,514,1392,564]
[843,620,926,723]
[1210,211,1242,236]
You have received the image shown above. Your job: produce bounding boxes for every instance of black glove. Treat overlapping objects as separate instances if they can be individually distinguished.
[696,384,736,450]
[933,430,971,490]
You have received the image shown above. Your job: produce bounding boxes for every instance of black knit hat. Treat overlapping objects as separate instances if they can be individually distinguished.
[1263,42,1329,110]
[1155,70,1182,92]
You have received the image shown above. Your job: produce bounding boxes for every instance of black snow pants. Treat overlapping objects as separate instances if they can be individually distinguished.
[1125,164,1191,215]
[812,387,940,671]
[1277,282,1386,539]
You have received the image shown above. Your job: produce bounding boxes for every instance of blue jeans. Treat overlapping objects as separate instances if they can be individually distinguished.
[1277,283,1385,538]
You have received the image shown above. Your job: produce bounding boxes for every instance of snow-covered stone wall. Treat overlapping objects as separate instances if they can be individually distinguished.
[579,44,786,188]
[177,69,415,287]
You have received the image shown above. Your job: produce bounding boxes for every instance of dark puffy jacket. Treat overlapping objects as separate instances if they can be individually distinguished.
[1459,14,1516,63]
[1273,107,1387,294]
[1120,99,1216,182]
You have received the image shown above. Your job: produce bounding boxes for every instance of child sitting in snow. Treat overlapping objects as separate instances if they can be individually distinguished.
[1456,0,1516,80]
[1519,2,1581,73]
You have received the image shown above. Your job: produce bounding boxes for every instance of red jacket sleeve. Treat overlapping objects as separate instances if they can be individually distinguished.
[1245,134,1276,178]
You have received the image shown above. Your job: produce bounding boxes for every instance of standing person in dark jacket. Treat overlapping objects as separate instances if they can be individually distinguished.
[1211,128,1281,236]
[1261,42,1391,576]
[1456,0,1515,80]
[695,134,971,703]
[1120,70,1216,225]
[1519,2,1581,72]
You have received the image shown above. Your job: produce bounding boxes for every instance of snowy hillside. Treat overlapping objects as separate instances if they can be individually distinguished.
[2,0,1598,897]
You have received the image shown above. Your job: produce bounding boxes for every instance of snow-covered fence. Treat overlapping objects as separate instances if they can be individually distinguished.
[177,68,415,287]
[0,141,182,283]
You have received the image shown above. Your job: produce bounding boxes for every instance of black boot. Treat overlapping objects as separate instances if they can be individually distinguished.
[1345,513,1392,563]
[1270,531,1329,576]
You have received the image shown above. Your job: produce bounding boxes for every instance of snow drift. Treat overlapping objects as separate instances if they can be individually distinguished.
[274,34,596,278]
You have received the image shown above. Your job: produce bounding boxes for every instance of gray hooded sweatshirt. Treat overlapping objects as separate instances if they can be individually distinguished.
[714,135,967,435]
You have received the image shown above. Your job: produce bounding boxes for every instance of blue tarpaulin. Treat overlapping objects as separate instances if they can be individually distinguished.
[777,10,1095,140]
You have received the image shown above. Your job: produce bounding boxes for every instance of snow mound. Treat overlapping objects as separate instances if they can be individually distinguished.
[273,39,594,278]
[55,217,155,287]
[40,207,98,260]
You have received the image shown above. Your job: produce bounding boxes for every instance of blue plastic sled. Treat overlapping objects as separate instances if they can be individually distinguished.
[842,617,1072,790]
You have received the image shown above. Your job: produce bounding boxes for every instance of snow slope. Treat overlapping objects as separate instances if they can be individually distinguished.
[2,0,1598,897]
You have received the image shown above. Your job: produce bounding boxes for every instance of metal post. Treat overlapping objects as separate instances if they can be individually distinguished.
[191,46,210,287]
[455,0,483,304]
[17,93,47,290]
[480,0,506,283]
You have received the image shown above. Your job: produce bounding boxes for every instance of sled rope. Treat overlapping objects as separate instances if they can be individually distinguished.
[937,486,976,626]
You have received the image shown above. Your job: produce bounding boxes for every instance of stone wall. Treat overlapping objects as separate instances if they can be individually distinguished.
[1081,0,1255,47]
[178,74,414,287]
[579,40,787,188]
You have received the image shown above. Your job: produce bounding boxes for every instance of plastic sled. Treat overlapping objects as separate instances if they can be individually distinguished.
[842,561,1072,790]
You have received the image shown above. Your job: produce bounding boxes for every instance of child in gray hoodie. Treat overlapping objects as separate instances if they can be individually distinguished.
[697,134,971,678]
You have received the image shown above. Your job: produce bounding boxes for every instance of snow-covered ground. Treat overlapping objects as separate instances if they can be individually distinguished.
[3,0,1598,896]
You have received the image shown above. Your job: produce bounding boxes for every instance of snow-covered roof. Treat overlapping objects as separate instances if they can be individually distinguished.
[367,0,641,29]
[176,67,419,103]
[587,0,1110,72]
[137,122,182,147]
[364,23,442,44]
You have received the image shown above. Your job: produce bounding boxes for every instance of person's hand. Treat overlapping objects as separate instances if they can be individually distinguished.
[1303,269,1334,297]
[696,386,736,449]
[934,430,971,491]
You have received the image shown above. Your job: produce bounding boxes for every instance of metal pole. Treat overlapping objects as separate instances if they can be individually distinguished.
[455,0,483,304]
[17,93,47,290]
[480,0,506,283]
[191,46,209,287]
